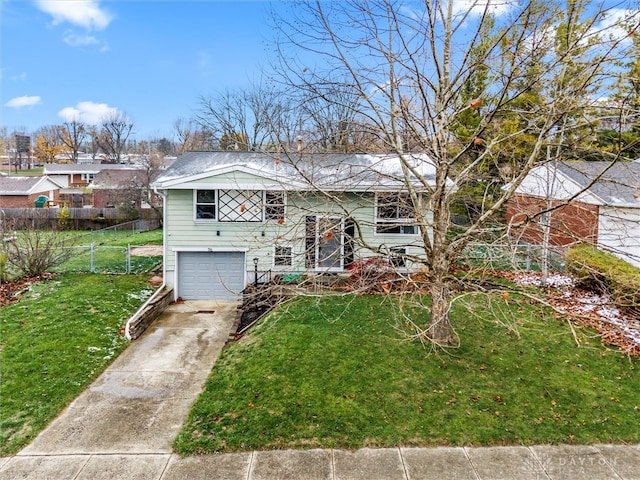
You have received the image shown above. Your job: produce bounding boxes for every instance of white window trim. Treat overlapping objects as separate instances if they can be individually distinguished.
[194,189,217,222]
[194,189,290,223]
[265,191,287,222]
[315,216,345,272]
[374,193,419,236]
[273,244,294,268]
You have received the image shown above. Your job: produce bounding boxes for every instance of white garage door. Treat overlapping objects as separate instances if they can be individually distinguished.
[178,251,246,300]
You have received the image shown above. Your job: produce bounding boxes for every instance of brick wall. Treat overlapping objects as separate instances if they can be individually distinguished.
[506,194,599,247]
[0,193,56,208]
[69,173,88,187]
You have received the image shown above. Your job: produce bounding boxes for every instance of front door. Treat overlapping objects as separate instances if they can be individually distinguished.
[316,216,344,271]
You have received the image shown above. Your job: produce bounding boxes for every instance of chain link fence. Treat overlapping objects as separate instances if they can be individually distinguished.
[460,242,567,272]
[51,244,162,274]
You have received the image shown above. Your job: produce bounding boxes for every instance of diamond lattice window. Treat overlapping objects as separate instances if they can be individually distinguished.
[218,190,262,222]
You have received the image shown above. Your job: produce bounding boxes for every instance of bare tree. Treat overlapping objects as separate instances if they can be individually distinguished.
[0,217,77,277]
[129,152,166,217]
[174,117,218,153]
[85,125,101,160]
[272,0,638,345]
[97,112,134,162]
[58,120,87,163]
[196,81,293,151]
[293,83,380,152]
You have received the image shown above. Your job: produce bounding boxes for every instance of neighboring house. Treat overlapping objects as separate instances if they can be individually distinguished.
[0,175,63,208]
[506,160,640,267]
[43,163,140,188]
[152,151,442,301]
[91,169,160,209]
[43,163,143,208]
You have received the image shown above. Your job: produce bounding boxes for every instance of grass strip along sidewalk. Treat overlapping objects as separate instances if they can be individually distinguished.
[0,273,155,455]
[175,294,639,454]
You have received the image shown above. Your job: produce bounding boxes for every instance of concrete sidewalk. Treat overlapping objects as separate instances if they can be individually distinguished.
[1,444,639,479]
[1,300,639,479]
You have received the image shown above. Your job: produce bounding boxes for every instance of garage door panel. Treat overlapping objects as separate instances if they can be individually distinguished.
[178,252,245,300]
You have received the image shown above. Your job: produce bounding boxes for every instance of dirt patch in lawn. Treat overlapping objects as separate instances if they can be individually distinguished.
[130,245,163,256]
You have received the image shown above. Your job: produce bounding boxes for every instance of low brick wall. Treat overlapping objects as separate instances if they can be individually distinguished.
[127,287,174,340]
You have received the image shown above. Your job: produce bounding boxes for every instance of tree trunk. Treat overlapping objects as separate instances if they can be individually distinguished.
[427,268,454,345]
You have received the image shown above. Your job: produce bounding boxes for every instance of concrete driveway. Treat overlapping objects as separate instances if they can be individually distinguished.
[18,300,238,455]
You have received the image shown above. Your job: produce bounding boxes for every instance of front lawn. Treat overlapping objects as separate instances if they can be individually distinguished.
[0,273,155,455]
[175,294,639,454]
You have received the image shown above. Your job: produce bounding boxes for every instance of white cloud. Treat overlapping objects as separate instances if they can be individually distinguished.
[34,0,113,30]
[5,95,42,108]
[596,8,637,44]
[58,101,118,124]
[11,72,28,81]
[62,31,108,51]
[63,32,99,47]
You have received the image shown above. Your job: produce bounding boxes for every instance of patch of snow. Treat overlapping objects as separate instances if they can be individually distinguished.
[514,272,574,288]
[127,289,154,301]
[513,271,640,348]
[557,291,640,347]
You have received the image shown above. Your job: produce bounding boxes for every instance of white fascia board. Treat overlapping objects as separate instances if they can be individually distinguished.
[153,164,301,190]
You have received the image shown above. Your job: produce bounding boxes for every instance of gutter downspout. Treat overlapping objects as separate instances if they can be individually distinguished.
[125,186,167,340]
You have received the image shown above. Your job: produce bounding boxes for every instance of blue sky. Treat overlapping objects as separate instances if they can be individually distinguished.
[2,1,635,143]
[1,1,278,140]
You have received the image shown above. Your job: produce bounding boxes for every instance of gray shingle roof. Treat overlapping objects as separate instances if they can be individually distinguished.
[92,169,150,188]
[154,151,439,191]
[0,176,47,195]
[557,161,640,205]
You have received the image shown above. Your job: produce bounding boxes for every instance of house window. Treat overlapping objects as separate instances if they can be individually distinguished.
[265,192,286,221]
[218,190,262,222]
[375,193,417,234]
[274,245,293,267]
[82,173,95,182]
[390,247,407,268]
[195,190,216,219]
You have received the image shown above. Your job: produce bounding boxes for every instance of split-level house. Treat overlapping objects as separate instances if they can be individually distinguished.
[506,160,640,267]
[152,151,442,301]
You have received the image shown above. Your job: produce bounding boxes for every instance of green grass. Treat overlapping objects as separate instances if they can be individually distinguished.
[2,168,44,176]
[0,273,155,455]
[174,294,639,454]
[75,228,163,247]
[52,247,162,274]
[3,229,164,274]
